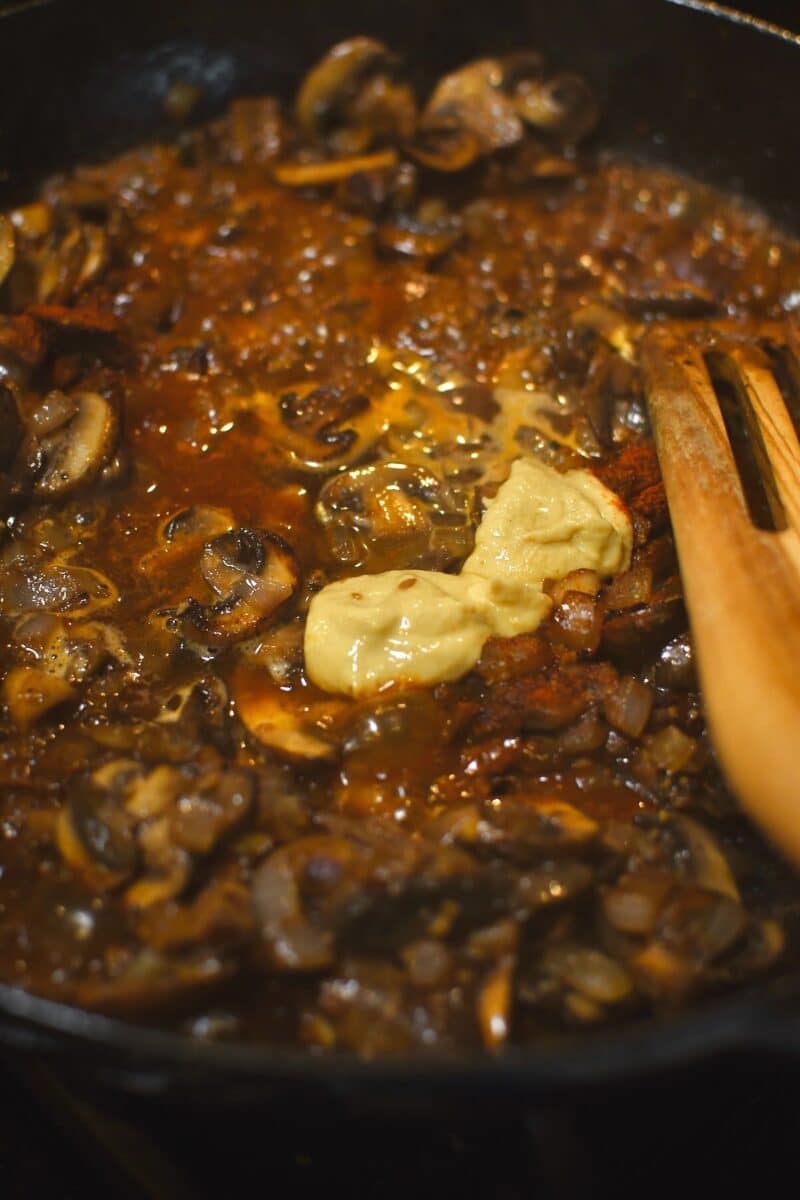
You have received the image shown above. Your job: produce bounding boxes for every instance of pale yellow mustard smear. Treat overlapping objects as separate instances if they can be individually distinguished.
[304,459,632,697]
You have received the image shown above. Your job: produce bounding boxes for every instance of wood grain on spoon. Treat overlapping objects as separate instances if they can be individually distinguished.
[643,333,800,865]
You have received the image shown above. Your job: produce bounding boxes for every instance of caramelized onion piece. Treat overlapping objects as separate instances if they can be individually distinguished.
[213,96,285,165]
[603,564,654,612]
[544,944,633,1005]
[168,769,254,856]
[273,150,398,188]
[73,950,236,1017]
[673,815,740,901]
[552,590,603,654]
[603,676,654,738]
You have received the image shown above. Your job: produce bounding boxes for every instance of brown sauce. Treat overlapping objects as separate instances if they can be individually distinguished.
[0,42,799,1056]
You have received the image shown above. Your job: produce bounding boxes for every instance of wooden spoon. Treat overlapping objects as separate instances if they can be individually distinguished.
[643,331,800,865]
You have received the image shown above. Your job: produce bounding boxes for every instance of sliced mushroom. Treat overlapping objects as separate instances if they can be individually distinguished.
[135,874,256,953]
[57,790,138,890]
[419,58,524,157]
[76,224,110,290]
[0,558,119,620]
[33,224,88,306]
[656,885,747,965]
[275,383,384,472]
[543,944,634,1007]
[601,872,675,937]
[3,664,76,731]
[139,505,233,576]
[73,948,236,1016]
[181,528,298,644]
[165,501,227,549]
[0,215,14,289]
[212,96,286,165]
[89,756,143,796]
[34,392,118,498]
[14,613,129,684]
[515,859,595,912]
[376,211,463,260]
[154,675,229,729]
[315,460,475,572]
[295,38,414,151]
[233,666,343,762]
[506,69,599,144]
[238,618,306,686]
[252,835,368,970]
[480,796,599,860]
[22,389,78,438]
[407,121,481,172]
[167,768,254,855]
[672,814,740,901]
[124,817,192,909]
[124,764,183,820]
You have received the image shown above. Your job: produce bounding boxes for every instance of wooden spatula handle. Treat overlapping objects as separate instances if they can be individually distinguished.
[643,339,800,865]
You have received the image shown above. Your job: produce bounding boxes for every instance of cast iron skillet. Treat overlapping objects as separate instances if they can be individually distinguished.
[0,0,799,1112]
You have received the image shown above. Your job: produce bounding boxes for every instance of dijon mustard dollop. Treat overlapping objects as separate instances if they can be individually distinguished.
[304,458,632,697]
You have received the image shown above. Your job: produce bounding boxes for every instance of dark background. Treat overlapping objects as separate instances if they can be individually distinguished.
[737,0,798,24]
[0,0,797,24]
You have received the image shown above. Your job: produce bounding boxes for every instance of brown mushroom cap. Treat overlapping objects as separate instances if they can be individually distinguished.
[57,790,138,891]
[181,528,299,645]
[276,383,383,472]
[296,38,404,145]
[420,58,524,156]
[509,71,600,144]
[233,665,344,762]
[315,459,475,572]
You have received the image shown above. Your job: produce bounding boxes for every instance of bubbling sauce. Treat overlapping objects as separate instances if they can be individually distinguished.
[0,41,798,1055]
